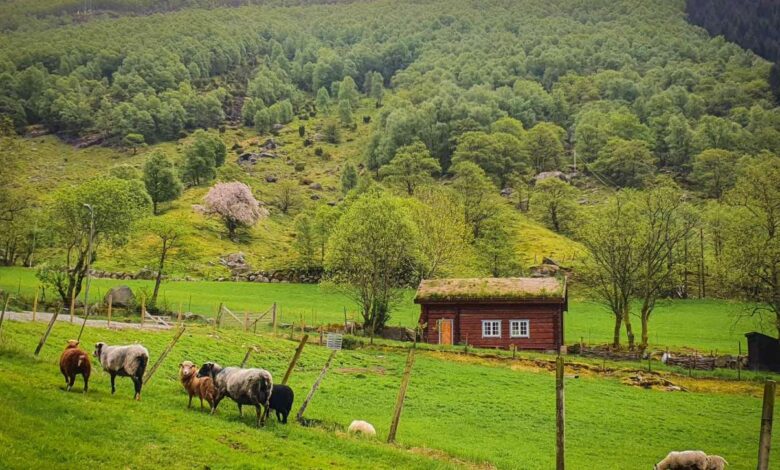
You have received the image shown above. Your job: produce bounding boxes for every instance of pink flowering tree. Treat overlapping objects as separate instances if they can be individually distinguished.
[204,182,268,241]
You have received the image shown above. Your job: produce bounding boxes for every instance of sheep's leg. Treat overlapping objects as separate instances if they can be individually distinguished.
[238,404,243,418]
[199,396,204,409]
[255,405,263,427]
[83,373,89,393]
[67,374,75,392]
[132,375,142,401]
[211,395,223,415]
[110,372,117,395]
[188,394,193,408]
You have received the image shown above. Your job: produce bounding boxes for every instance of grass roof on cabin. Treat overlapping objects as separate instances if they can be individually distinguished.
[414,277,565,303]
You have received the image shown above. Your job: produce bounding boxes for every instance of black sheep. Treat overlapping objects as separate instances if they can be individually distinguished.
[269,384,294,424]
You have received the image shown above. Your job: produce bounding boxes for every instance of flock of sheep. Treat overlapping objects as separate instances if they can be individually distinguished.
[60,340,730,468]
[58,339,376,435]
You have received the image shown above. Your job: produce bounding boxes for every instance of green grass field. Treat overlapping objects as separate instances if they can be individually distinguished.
[0,267,775,355]
[0,319,775,469]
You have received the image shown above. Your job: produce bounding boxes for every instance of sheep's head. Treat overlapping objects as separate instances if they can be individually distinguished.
[65,339,80,349]
[197,362,220,379]
[93,342,106,358]
[179,361,197,378]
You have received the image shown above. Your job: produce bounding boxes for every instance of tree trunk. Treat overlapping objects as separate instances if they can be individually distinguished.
[612,313,621,348]
[151,240,168,308]
[153,200,158,215]
[623,306,635,350]
[640,306,649,349]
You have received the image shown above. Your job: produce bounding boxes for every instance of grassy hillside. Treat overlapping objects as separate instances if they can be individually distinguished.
[1,266,773,353]
[1,319,777,469]
[12,100,584,278]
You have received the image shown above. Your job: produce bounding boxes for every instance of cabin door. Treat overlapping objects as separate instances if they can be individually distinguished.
[438,319,453,345]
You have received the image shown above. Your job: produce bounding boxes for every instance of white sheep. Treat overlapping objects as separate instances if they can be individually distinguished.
[347,420,376,437]
[706,455,728,470]
[654,450,708,470]
[93,342,149,400]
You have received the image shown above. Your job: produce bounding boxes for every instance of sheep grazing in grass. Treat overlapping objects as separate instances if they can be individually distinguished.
[196,362,273,427]
[59,340,91,393]
[654,450,708,470]
[347,420,376,437]
[706,455,728,470]
[268,384,294,424]
[93,342,149,400]
[179,361,216,410]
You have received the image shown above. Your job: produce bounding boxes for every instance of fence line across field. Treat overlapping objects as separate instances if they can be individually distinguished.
[215,303,277,332]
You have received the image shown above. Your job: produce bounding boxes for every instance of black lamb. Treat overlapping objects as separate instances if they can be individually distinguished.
[269,384,294,424]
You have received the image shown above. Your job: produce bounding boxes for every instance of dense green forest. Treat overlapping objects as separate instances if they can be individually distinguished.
[0,0,779,344]
[686,0,780,101]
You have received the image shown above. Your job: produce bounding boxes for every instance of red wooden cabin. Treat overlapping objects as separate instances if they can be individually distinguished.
[415,277,567,352]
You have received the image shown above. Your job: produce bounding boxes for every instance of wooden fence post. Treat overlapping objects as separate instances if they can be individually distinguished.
[737,342,742,381]
[272,302,278,336]
[177,302,182,328]
[32,288,39,322]
[76,309,90,342]
[107,295,113,328]
[512,344,517,359]
[556,355,565,470]
[296,349,337,423]
[240,346,256,368]
[143,326,186,385]
[244,311,249,332]
[387,347,416,443]
[34,304,61,357]
[282,334,309,385]
[0,293,11,334]
[216,302,224,330]
[140,295,146,324]
[758,379,776,470]
[69,287,76,323]
[319,327,324,346]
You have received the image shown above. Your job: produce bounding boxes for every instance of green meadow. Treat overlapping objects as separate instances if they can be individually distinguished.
[0,320,777,469]
[0,267,772,354]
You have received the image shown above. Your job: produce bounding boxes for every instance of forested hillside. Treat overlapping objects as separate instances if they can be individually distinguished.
[686,0,780,101]
[0,0,779,342]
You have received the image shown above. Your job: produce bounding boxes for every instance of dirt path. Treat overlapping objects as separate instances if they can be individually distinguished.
[4,311,172,330]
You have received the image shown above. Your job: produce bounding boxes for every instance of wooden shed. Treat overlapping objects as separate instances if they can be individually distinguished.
[415,277,567,351]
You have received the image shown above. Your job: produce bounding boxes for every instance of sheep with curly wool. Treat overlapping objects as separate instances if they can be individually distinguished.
[59,339,91,393]
[654,450,708,470]
[196,362,273,427]
[93,342,149,400]
[347,420,376,437]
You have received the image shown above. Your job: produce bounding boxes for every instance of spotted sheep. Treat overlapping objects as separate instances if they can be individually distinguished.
[196,362,273,427]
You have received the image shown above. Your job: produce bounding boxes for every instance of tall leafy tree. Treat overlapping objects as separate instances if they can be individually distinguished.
[523,122,566,173]
[721,154,780,337]
[591,138,657,188]
[325,190,419,332]
[37,178,152,306]
[691,149,739,200]
[341,162,358,194]
[530,178,579,233]
[379,141,441,195]
[143,151,183,214]
[450,161,504,238]
[451,131,526,187]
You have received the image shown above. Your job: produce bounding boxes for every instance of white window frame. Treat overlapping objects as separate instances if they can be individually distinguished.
[481,320,501,338]
[510,320,530,338]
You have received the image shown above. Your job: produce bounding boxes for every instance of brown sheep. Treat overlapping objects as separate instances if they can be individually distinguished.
[59,339,91,393]
[179,361,216,410]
